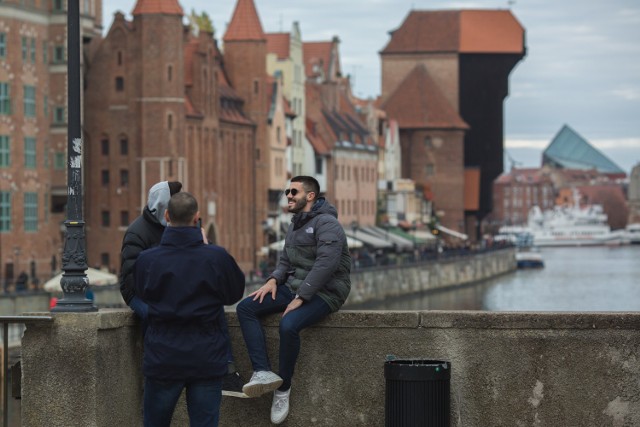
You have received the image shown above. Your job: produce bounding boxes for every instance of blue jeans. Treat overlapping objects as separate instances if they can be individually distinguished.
[236,285,332,390]
[143,377,222,427]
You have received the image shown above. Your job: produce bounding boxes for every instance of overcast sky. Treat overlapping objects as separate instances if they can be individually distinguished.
[103,0,640,173]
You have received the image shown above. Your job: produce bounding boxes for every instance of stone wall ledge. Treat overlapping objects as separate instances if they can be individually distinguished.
[20,309,640,427]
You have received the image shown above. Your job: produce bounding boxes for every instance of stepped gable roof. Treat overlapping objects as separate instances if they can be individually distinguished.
[223,0,265,41]
[266,33,290,59]
[381,64,467,130]
[132,0,183,16]
[543,125,625,175]
[303,41,333,79]
[381,10,524,55]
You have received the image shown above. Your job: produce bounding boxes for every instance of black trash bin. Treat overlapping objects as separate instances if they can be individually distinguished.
[384,359,450,427]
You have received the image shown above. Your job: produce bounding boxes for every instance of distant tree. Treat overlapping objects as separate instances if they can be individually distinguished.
[190,9,214,35]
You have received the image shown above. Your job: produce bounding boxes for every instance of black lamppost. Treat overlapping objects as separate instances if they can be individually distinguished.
[52,0,96,312]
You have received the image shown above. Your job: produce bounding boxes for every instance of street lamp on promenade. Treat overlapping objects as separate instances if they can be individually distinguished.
[52,0,97,312]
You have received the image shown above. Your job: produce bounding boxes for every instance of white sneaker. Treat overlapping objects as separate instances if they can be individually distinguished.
[270,388,290,425]
[242,370,283,398]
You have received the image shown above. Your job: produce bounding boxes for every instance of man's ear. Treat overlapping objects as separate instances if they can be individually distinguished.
[164,209,170,225]
[193,211,201,226]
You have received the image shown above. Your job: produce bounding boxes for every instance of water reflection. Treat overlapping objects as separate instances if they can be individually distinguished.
[352,246,640,311]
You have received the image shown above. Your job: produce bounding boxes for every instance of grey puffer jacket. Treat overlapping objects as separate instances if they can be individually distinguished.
[270,198,351,312]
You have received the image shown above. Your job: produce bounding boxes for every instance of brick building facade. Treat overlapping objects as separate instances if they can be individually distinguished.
[83,0,266,273]
[0,0,101,288]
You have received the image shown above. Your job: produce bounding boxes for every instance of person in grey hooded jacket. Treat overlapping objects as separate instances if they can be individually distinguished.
[236,175,351,425]
[119,181,183,318]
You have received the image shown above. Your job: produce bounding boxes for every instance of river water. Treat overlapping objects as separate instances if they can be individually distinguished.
[355,246,640,311]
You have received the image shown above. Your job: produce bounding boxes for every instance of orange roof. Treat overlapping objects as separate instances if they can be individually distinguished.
[464,167,481,211]
[381,65,468,130]
[223,0,265,41]
[132,0,183,16]
[381,10,524,55]
[303,41,333,79]
[266,33,290,59]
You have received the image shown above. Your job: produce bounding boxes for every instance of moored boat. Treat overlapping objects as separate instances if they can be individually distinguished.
[515,251,544,269]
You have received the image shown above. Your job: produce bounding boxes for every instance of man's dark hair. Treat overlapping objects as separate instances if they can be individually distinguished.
[291,176,320,197]
[167,192,198,226]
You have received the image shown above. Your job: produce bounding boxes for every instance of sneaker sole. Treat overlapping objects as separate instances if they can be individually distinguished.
[242,379,283,398]
[222,390,250,398]
[271,409,289,425]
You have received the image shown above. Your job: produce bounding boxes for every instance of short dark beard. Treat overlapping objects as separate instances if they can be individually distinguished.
[288,197,307,213]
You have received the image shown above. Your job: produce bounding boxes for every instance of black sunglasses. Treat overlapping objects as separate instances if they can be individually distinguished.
[284,188,301,197]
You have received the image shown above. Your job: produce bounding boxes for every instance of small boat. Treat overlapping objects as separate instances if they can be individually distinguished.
[515,251,544,269]
[626,223,640,245]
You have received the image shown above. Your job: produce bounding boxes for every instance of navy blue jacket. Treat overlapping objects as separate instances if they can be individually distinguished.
[134,226,245,381]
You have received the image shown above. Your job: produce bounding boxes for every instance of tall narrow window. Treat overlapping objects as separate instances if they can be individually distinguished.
[24,85,36,117]
[101,137,109,155]
[53,0,64,11]
[54,152,65,169]
[101,170,109,186]
[101,210,110,227]
[24,137,36,168]
[53,106,65,124]
[0,82,10,115]
[43,95,48,118]
[120,211,129,227]
[21,37,27,61]
[253,80,259,94]
[117,51,122,66]
[0,135,9,167]
[24,192,38,232]
[0,191,10,232]
[120,169,129,186]
[119,137,128,155]
[167,65,172,82]
[115,77,124,92]
[30,38,36,63]
[42,41,48,64]
[53,45,65,63]
[167,114,173,130]
[0,33,6,59]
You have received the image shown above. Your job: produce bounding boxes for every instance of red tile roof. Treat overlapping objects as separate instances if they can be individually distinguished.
[381,65,468,130]
[223,0,265,41]
[303,41,333,79]
[185,95,202,118]
[132,0,183,16]
[381,10,524,55]
[266,33,290,59]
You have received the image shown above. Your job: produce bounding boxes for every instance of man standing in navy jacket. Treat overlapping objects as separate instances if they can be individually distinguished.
[134,192,245,427]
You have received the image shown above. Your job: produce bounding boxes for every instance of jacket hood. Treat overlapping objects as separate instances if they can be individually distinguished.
[147,181,172,226]
[292,197,337,229]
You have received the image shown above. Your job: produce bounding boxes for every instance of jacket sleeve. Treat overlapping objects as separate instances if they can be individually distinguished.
[269,242,292,285]
[119,231,146,304]
[213,249,246,305]
[295,216,346,301]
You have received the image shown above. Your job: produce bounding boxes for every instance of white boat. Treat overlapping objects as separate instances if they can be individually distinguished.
[626,223,640,245]
[526,190,626,247]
